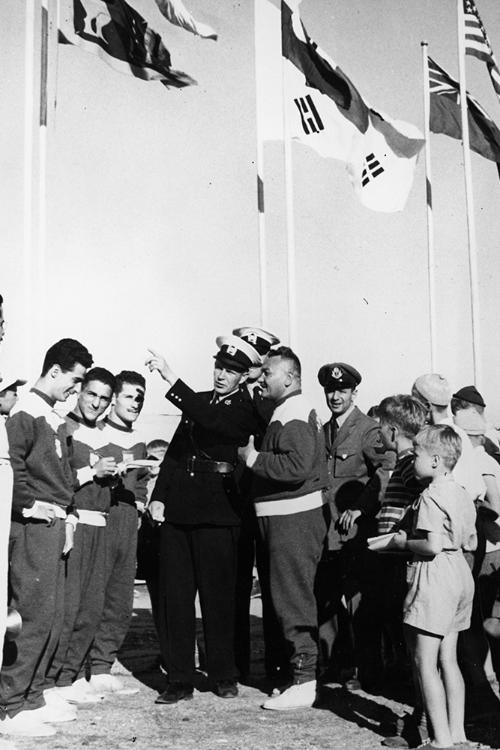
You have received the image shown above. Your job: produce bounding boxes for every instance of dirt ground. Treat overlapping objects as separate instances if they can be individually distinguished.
[8,586,500,750]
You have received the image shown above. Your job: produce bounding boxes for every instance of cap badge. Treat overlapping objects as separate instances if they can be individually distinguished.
[247,332,257,344]
[332,367,343,379]
[227,345,237,356]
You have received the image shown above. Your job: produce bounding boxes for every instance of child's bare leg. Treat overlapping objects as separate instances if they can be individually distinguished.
[439,631,466,743]
[413,628,453,747]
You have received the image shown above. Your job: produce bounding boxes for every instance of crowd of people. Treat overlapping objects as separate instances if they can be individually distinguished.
[0,293,499,749]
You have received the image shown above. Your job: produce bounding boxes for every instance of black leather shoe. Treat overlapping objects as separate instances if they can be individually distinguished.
[213,679,238,699]
[155,682,194,704]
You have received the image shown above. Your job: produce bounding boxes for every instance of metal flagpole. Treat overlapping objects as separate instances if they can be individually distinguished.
[281,9,297,348]
[254,0,269,328]
[421,43,437,372]
[23,0,36,376]
[457,0,482,386]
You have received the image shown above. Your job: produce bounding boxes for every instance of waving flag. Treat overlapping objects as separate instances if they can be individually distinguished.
[429,55,500,163]
[281,0,423,212]
[59,0,196,88]
[463,0,500,103]
[154,0,217,40]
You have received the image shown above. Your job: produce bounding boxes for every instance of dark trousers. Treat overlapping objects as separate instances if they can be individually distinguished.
[90,503,137,675]
[48,524,106,686]
[316,545,384,682]
[234,507,288,678]
[257,505,327,682]
[159,522,239,684]
[1,518,66,716]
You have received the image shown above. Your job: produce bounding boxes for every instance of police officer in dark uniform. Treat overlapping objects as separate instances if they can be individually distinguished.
[315,362,394,690]
[146,337,261,703]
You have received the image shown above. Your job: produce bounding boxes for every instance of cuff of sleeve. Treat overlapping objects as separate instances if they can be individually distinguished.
[65,514,78,529]
[22,501,38,518]
[246,449,259,469]
[136,501,145,515]
[77,466,94,486]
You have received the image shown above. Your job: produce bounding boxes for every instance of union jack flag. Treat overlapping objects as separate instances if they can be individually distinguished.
[463,0,500,103]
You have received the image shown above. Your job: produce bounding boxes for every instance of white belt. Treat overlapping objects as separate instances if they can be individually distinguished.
[77,509,107,527]
[37,501,67,520]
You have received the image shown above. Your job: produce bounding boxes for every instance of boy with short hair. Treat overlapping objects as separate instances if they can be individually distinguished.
[376,395,428,747]
[389,425,477,749]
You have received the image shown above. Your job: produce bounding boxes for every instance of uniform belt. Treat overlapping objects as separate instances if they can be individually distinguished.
[185,457,235,475]
[77,509,107,527]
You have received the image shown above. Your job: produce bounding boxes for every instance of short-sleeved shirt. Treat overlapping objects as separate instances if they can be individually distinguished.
[410,474,476,549]
[403,475,476,636]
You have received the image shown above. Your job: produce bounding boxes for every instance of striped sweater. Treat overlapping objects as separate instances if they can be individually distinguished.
[7,389,75,517]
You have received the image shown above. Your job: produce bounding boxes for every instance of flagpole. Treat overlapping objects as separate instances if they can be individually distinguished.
[457,0,482,387]
[23,0,36,377]
[281,30,297,348]
[421,43,437,372]
[38,0,49,351]
[254,0,269,328]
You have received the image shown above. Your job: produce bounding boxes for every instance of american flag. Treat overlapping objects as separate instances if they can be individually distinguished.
[463,0,500,102]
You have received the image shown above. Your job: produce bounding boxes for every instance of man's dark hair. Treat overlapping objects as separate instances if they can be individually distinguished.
[114,370,146,396]
[41,338,93,376]
[0,294,3,305]
[82,367,116,392]
[267,346,301,379]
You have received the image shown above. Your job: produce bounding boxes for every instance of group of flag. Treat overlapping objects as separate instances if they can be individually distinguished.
[57,0,500,213]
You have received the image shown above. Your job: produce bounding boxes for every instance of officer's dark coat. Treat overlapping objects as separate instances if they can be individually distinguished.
[151,379,260,526]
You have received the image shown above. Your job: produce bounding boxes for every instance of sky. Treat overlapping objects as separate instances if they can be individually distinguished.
[2,0,500,439]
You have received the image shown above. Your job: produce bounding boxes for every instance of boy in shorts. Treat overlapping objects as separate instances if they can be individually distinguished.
[389,425,477,750]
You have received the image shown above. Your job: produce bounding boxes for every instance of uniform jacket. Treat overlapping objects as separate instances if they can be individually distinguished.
[323,405,394,549]
[151,379,260,526]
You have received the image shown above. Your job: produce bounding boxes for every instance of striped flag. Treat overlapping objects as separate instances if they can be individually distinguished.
[463,0,500,102]
[428,56,500,163]
[59,0,196,89]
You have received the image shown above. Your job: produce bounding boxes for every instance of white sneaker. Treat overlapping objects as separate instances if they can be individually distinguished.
[30,702,77,724]
[262,680,317,711]
[89,674,139,696]
[0,711,57,737]
[51,681,104,704]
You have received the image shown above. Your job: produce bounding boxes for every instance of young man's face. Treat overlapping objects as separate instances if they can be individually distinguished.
[76,380,113,424]
[213,361,245,397]
[113,383,145,426]
[0,387,18,416]
[51,363,87,402]
[325,387,355,417]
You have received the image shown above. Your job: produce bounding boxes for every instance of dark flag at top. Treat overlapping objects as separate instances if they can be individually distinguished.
[428,55,500,164]
[59,0,196,89]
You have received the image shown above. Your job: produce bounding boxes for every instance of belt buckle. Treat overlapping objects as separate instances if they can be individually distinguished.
[187,456,195,476]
